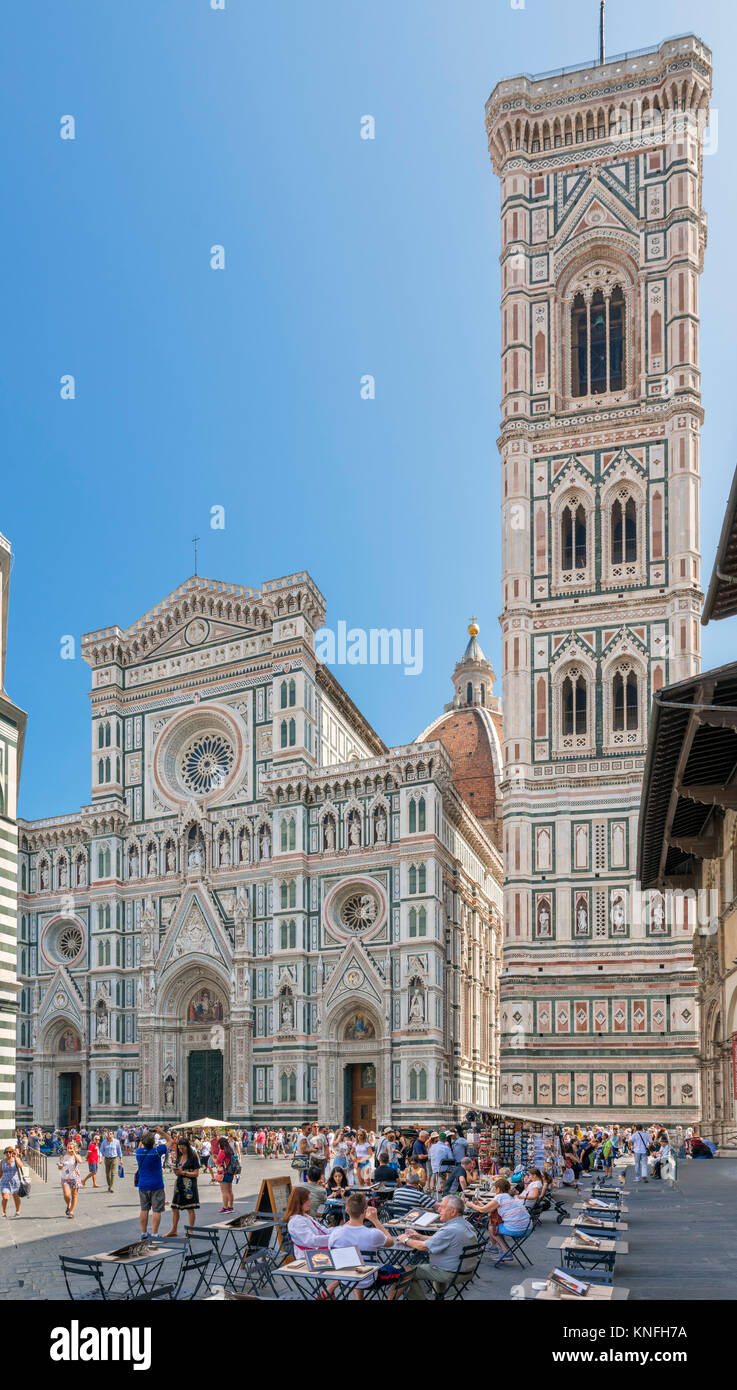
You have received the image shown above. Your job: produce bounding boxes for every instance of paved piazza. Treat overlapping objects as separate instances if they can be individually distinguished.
[1,1154,735,1301]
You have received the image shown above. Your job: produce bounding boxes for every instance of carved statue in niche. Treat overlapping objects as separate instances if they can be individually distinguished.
[148,848,158,876]
[409,987,425,1024]
[95,1007,108,1039]
[650,895,665,933]
[348,813,361,847]
[537,900,551,938]
[220,836,231,868]
[259,827,271,860]
[279,992,295,1030]
[164,1075,175,1107]
[166,845,176,873]
[40,863,49,890]
[374,810,387,843]
[129,848,140,879]
[611,896,626,934]
[188,839,203,869]
[323,817,336,851]
[238,829,249,863]
[575,900,589,935]
[77,858,87,887]
[58,860,68,889]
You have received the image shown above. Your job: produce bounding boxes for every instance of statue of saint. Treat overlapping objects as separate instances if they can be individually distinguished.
[651,898,665,932]
[324,819,335,850]
[40,864,49,890]
[375,813,387,843]
[537,905,550,937]
[260,830,271,860]
[148,849,158,876]
[409,990,424,1023]
[239,832,249,863]
[220,838,231,867]
[77,859,87,887]
[164,1077,175,1106]
[349,816,361,847]
[96,1011,108,1039]
[166,846,176,873]
[576,902,588,935]
[59,861,68,888]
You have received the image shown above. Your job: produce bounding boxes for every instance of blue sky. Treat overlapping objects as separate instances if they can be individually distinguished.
[2,0,736,817]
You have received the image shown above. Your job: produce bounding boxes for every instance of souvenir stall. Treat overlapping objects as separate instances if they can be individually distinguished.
[466,1109,559,1177]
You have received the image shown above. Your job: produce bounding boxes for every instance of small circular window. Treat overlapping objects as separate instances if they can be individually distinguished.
[179,733,235,795]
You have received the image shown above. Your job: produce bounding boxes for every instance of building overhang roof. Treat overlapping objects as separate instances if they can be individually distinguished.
[637,662,737,888]
[702,464,737,623]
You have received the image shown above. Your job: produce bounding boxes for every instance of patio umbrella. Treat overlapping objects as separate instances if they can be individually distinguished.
[174,1117,228,1130]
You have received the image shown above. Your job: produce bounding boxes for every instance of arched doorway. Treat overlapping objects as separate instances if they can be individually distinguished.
[320,1004,385,1128]
[53,1026,84,1128]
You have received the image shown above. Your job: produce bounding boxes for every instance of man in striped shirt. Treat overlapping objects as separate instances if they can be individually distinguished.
[391,1173,437,1214]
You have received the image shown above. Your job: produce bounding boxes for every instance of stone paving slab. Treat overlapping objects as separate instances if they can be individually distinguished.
[1,1154,734,1300]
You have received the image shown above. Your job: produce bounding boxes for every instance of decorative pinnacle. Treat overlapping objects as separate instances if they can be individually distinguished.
[468,616,480,638]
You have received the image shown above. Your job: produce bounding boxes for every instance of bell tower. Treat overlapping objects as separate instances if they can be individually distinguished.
[485,35,711,1122]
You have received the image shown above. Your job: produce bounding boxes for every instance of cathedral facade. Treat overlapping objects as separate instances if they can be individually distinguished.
[485,34,711,1122]
[16,573,502,1130]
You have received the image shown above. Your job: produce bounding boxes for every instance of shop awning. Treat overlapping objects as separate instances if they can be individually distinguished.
[638,662,737,888]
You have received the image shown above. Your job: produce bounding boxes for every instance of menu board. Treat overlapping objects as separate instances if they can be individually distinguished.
[255,1175,293,1251]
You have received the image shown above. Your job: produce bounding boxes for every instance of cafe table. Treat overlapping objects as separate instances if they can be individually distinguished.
[82,1239,184,1299]
[547,1233,628,1282]
[187,1214,275,1291]
[562,1216,629,1234]
[512,1276,630,1302]
[271,1259,377,1301]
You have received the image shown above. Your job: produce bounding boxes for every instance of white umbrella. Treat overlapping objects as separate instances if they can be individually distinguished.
[174,1117,228,1130]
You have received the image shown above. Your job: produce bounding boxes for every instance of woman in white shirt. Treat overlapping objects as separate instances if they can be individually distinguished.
[352,1130,373,1188]
[284,1187,337,1299]
[518,1167,544,1206]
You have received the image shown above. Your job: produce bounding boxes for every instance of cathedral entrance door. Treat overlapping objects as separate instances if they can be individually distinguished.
[345,1063,376,1130]
[188,1049,223,1118]
[58,1072,81,1129]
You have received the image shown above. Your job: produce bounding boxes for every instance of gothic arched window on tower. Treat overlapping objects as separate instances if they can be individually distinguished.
[611,495,637,564]
[466,681,473,705]
[561,503,587,571]
[571,283,625,397]
[613,669,638,732]
[562,673,587,736]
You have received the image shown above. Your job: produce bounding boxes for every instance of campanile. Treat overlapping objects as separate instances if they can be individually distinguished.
[485,34,711,1122]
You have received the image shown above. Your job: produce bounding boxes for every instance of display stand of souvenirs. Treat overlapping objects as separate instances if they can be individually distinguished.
[467,1110,560,1178]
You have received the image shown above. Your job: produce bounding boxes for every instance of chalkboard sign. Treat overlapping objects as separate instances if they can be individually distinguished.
[255,1175,292,1252]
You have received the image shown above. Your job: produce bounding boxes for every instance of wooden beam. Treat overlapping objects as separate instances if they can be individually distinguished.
[696,709,737,732]
[670,832,722,859]
[679,783,737,810]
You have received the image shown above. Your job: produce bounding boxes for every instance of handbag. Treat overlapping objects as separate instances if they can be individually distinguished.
[18,1164,31,1199]
[118,1163,125,1179]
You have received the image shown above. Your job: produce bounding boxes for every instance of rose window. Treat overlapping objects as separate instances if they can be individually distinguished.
[58,925,83,960]
[340,892,379,933]
[179,734,235,795]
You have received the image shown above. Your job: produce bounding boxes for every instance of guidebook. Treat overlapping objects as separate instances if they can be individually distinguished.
[550,1267,591,1297]
[573,1227,602,1247]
